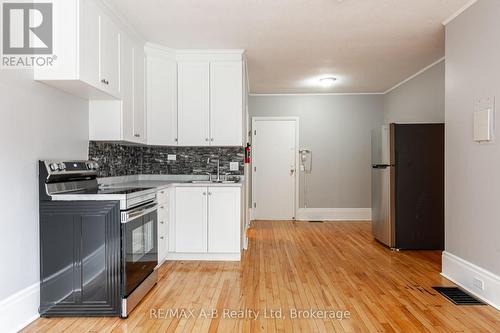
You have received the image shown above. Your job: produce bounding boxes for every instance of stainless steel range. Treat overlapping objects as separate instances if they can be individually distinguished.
[39,160,158,318]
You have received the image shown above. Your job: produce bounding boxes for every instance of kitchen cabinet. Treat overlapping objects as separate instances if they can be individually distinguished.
[172,186,241,258]
[34,0,122,99]
[210,61,243,146]
[174,187,208,253]
[176,59,243,147]
[177,61,211,146]
[98,14,121,97]
[134,47,146,141]
[147,54,178,145]
[208,187,241,253]
[89,38,146,144]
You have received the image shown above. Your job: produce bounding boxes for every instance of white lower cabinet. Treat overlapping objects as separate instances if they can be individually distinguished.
[174,187,208,253]
[208,187,241,253]
[172,186,241,259]
[157,188,171,265]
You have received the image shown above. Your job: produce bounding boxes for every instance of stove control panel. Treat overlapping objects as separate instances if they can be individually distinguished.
[43,160,99,175]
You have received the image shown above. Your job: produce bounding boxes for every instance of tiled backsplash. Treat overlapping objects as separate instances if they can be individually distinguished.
[88,141,244,178]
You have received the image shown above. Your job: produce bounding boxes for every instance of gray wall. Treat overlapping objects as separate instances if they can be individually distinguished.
[445,0,500,276]
[249,95,384,208]
[384,60,445,123]
[0,70,88,301]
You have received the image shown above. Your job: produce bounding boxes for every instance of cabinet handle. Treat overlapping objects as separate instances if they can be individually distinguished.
[160,236,164,240]
[205,138,209,142]
[101,79,109,85]
[160,221,164,224]
[174,138,178,142]
[208,192,212,196]
[203,192,207,196]
[160,206,165,209]
[211,138,214,142]
[134,134,140,138]
[160,191,165,194]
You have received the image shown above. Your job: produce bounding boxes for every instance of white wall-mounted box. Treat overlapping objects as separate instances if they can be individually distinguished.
[474,108,493,143]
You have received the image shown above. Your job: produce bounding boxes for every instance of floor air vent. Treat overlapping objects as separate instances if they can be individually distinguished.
[433,287,486,305]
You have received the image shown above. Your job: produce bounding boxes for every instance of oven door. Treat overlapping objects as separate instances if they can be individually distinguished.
[122,202,158,297]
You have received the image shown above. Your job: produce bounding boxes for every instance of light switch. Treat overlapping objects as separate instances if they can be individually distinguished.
[167,154,177,161]
[474,109,493,142]
[230,162,239,171]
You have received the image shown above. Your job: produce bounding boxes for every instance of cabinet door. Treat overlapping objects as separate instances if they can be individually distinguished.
[133,45,146,143]
[121,35,135,142]
[80,0,100,86]
[174,187,208,253]
[208,187,241,253]
[147,56,178,145]
[99,14,121,97]
[210,61,243,146]
[178,61,210,146]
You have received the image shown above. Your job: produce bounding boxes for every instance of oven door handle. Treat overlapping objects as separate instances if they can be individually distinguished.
[122,202,158,223]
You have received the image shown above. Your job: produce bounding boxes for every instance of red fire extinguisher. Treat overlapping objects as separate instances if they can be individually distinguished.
[245,143,251,164]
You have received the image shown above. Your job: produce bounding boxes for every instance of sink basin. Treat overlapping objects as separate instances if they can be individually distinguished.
[189,180,213,184]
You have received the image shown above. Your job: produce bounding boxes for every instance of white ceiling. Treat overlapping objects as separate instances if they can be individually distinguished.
[107,0,469,94]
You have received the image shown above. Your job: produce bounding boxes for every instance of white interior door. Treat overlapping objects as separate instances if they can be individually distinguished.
[252,118,298,220]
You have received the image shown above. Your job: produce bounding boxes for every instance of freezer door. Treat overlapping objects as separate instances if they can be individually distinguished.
[371,125,391,166]
[371,166,394,247]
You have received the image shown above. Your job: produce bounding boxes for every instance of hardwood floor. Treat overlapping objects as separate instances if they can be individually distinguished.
[23,221,500,332]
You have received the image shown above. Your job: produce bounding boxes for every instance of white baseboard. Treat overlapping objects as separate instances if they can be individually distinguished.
[166,252,241,261]
[441,251,500,310]
[0,282,39,333]
[296,208,372,221]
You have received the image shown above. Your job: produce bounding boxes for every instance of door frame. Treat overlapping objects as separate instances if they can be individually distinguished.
[251,116,300,220]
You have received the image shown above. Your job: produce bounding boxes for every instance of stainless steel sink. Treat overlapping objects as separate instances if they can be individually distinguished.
[188,180,238,184]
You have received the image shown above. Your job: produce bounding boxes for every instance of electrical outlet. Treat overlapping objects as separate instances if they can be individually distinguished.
[473,277,484,291]
[167,154,177,161]
[230,162,239,171]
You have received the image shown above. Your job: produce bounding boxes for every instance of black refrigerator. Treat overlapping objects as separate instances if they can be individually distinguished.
[371,123,444,250]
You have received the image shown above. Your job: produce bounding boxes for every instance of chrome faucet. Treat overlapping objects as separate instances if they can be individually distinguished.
[207,158,221,182]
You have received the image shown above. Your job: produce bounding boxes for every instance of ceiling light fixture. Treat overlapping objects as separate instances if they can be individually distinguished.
[320,77,337,87]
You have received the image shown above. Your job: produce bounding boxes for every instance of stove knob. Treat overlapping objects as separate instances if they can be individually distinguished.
[49,163,59,171]
[93,162,99,170]
[58,163,66,170]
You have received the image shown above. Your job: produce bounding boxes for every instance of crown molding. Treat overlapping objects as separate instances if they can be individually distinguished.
[383,57,445,95]
[442,0,477,26]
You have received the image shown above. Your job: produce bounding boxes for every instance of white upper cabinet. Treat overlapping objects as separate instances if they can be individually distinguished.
[146,50,178,146]
[120,35,135,142]
[133,46,146,142]
[34,0,123,99]
[210,61,243,146]
[175,56,244,147]
[89,36,146,144]
[98,14,121,97]
[178,61,211,146]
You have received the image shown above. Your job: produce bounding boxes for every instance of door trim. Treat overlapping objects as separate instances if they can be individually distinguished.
[251,116,300,220]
